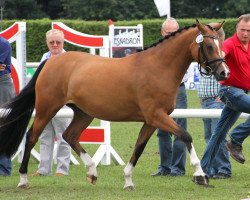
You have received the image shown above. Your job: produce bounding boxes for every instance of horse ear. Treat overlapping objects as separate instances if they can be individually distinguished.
[212,21,225,31]
[196,19,206,31]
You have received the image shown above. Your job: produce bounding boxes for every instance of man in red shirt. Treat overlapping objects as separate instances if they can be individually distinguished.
[201,14,250,178]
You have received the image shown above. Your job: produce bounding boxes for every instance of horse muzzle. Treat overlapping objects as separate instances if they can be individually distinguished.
[214,62,230,81]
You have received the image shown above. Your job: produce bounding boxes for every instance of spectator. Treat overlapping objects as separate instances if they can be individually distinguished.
[0,36,15,176]
[151,18,187,177]
[201,14,250,175]
[124,48,132,56]
[32,29,71,176]
[198,25,231,179]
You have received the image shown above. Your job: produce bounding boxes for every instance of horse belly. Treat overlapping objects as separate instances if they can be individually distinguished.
[73,89,142,122]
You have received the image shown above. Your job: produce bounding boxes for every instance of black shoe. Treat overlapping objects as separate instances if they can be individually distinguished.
[151,171,169,176]
[226,140,245,164]
[212,173,231,179]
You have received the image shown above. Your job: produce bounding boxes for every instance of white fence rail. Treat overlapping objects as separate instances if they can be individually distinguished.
[1,109,249,119]
[41,109,250,119]
[43,109,250,119]
[26,62,39,67]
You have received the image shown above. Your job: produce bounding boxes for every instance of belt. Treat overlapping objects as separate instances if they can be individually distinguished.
[180,82,185,87]
[201,96,217,101]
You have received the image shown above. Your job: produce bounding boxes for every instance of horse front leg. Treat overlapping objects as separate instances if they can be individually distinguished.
[152,113,209,187]
[186,143,210,186]
[124,123,156,191]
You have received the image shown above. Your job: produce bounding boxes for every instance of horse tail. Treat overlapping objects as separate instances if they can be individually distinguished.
[0,59,48,157]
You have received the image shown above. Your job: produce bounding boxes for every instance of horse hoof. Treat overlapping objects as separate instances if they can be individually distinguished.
[17,183,29,189]
[123,185,135,191]
[86,175,97,185]
[192,175,214,188]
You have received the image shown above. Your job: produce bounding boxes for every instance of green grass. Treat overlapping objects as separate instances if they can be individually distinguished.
[1,90,250,200]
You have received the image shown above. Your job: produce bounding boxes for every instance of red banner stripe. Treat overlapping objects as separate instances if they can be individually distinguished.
[79,128,105,143]
[0,23,19,40]
[53,24,104,47]
[10,64,20,94]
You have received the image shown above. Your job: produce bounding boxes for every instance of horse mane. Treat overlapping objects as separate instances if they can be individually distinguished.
[138,23,197,52]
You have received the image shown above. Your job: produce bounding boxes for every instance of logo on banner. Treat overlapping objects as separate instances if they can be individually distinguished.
[185,62,200,90]
[113,29,141,47]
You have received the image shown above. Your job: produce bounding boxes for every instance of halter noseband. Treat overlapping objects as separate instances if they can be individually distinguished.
[197,34,225,77]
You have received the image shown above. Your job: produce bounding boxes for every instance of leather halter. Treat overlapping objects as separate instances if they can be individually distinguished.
[197,34,225,77]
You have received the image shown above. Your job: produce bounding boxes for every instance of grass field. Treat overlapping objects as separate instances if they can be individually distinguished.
[0,90,250,200]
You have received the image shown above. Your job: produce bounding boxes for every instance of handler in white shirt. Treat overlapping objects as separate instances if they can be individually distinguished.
[32,29,71,176]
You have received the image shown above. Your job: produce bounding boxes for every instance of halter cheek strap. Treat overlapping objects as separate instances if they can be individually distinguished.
[196,33,225,77]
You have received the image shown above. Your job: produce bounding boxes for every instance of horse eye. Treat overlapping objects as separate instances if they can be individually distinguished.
[206,45,213,53]
[205,67,211,74]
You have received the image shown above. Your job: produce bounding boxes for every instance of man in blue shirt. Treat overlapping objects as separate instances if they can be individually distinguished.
[0,36,16,176]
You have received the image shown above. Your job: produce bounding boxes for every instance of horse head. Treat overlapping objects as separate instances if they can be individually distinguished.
[191,19,230,81]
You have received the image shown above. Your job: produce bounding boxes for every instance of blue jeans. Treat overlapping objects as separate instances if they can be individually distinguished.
[200,97,231,176]
[229,116,250,145]
[201,85,250,176]
[0,155,12,176]
[157,84,187,175]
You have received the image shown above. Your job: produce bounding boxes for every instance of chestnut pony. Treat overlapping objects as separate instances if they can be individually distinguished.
[0,20,229,190]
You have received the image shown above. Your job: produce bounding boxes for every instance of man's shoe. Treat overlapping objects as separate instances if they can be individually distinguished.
[30,172,43,177]
[151,171,169,176]
[226,140,245,164]
[212,173,231,179]
[55,173,65,177]
[169,172,184,177]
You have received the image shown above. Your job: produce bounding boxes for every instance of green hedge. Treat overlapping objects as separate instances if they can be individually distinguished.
[1,18,237,62]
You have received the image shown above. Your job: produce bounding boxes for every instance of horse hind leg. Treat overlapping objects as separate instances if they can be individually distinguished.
[62,105,97,185]
[17,128,33,188]
[17,113,53,188]
[123,123,156,191]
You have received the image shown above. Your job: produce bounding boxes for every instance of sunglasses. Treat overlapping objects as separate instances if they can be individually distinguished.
[48,40,63,45]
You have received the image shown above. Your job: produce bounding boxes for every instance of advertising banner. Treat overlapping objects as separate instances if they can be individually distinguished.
[109,24,143,58]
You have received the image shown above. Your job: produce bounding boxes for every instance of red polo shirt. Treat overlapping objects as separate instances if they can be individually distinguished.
[220,34,250,90]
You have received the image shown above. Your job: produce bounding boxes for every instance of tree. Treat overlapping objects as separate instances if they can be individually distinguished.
[61,0,159,21]
[221,0,250,18]
[37,0,64,19]
[3,0,47,19]
[1,0,249,20]
[171,0,231,18]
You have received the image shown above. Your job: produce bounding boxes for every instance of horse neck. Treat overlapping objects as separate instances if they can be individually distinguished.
[145,28,198,83]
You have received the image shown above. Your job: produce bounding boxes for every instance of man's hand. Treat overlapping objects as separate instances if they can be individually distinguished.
[0,63,6,71]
